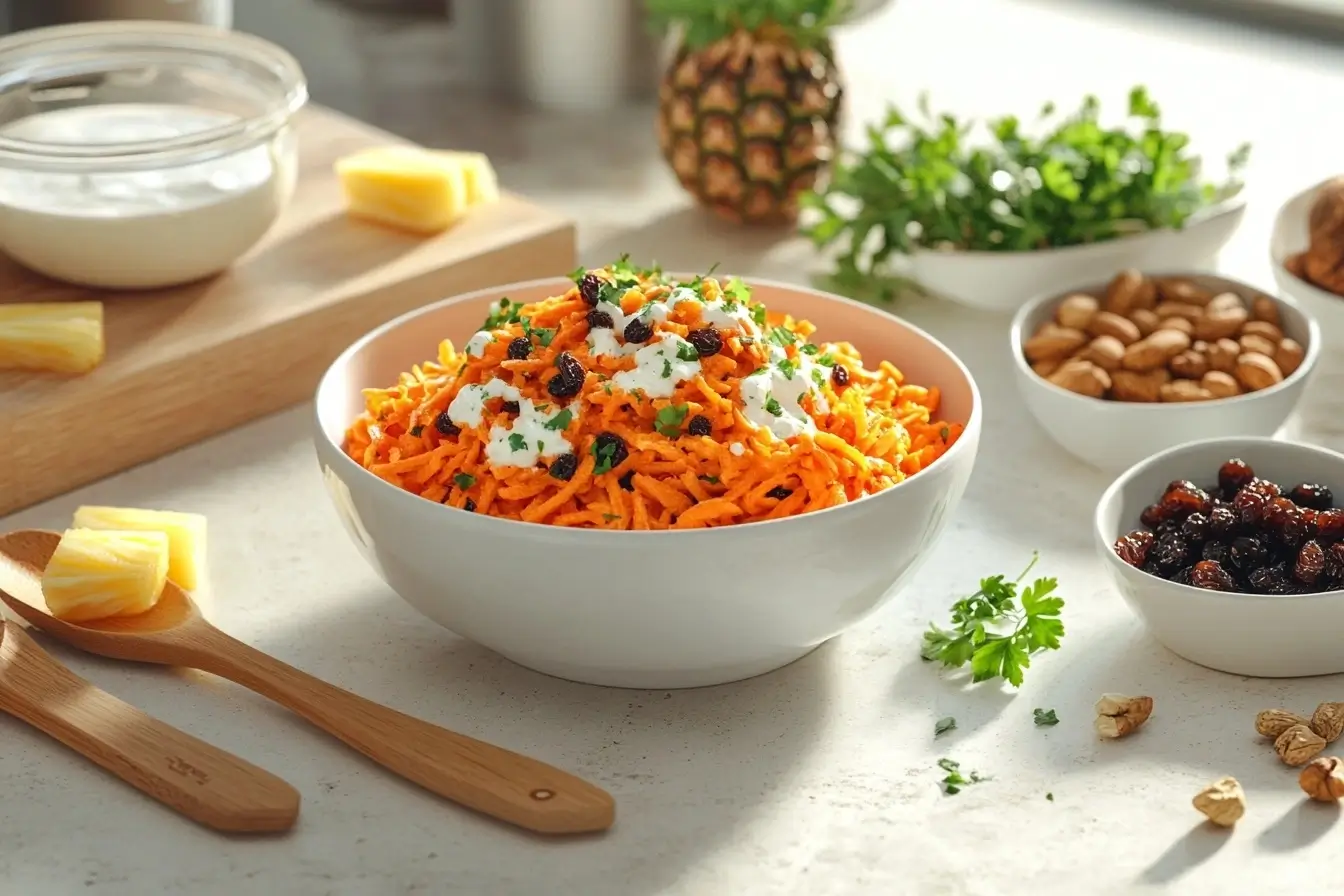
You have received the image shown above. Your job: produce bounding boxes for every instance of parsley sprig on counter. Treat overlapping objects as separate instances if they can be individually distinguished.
[920,553,1065,688]
[802,85,1250,293]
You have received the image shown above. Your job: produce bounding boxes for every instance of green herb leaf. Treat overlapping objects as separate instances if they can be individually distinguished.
[409,425,424,437]
[654,403,690,437]
[544,408,573,431]
[1034,708,1059,727]
[751,304,768,328]
[454,473,475,490]
[508,433,527,452]
[724,276,751,303]
[800,343,820,355]
[591,439,620,475]
[939,425,951,442]
[815,353,836,367]
[811,368,825,387]
[698,474,720,485]
[764,394,783,417]
[767,326,796,347]
[568,265,587,284]
[661,358,673,379]
[934,716,956,737]
[480,297,523,330]
[532,327,556,347]
[676,342,700,362]
[602,513,621,522]
[1046,792,1054,801]
[778,357,797,380]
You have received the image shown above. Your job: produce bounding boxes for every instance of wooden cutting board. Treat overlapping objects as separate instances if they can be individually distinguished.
[0,105,576,517]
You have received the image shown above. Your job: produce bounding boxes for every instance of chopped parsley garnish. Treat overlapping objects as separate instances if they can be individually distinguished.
[720,299,738,313]
[480,297,523,330]
[934,716,956,737]
[537,440,544,452]
[698,474,720,484]
[458,362,469,375]
[507,433,527,452]
[767,326,797,347]
[1034,708,1059,727]
[602,513,621,522]
[749,366,769,377]
[591,439,620,474]
[409,425,424,437]
[598,279,637,306]
[811,368,825,387]
[724,277,751,303]
[611,252,662,280]
[751,304,768,327]
[815,353,837,367]
[940,425,951,442]
[661,358,673,378]
[631,388,645,404]
[544,408,573,431]
[654,404,689,437]
[764,394,783,417]
[536,403,550,412]
[800,343,820,355]
[675,342,700,362]
[532,327,556,347]
[603,382,613,395]
[938,758,986,796]
[778,357,797,380]
[568,265,587,284]
[1046,792,1054,802]
[453,473,475,490]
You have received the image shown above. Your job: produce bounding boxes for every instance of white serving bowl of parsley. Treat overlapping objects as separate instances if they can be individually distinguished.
[1011,273,1320,474]
[313,275,982,689]
[803,86,1249,313]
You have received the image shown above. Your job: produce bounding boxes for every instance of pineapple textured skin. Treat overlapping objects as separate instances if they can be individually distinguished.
[41,529,170,622]
[72,505,207,591]
[0,301,104,374]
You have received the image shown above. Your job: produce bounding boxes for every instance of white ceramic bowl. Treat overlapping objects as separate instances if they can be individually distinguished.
[1011,273,1320,474]
[911,198,1245,314]
[1096,436,1344,677]
[314,276,982,689]
[1269,178,1344,346]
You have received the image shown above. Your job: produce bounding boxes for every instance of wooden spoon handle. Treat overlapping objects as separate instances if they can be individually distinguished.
[0,624,299,833]
[193,635,614,835]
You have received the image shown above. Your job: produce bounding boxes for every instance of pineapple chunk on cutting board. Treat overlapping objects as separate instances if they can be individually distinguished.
[42,529,170,622]
[334,145,499,234]
[72,506,207,591]
[0,301,104,374]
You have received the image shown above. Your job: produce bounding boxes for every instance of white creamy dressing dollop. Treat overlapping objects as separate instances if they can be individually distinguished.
[464,331,494,357]
[612,331,702,399]
[446,380,574,468]
[739,341,835,439]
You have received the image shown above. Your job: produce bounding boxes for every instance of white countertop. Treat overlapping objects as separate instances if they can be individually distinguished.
[7,1,1344,894]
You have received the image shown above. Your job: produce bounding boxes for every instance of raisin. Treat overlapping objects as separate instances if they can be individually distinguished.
[1114,530,1154,567]
[1171,566,1195,586]
[579,272,602,306]
[1166,479,1199,495]
[547,351,586,399]
[1190,560,1236,591]
[548,453,578,481]
[1208,505,1237,538]
[1316,508,1344,543]
[831,365,850,388]
[1290,483,1334,511]
[506,337,531,360]
[1229,535,1267,571]
[1154,520,1182,539]
[434,411,460,437]
[1233,487,1270,526]
[1328,542,1344,579]
[1245,478,1282,500]
[618,470,635,491]
[594,432,630,472]
[687,414,712,436]
[1262,496,1295,532]
[586,309,614,329]
[623,318,654,344]
[1139,503,1171,528]
[1295,540,1326,584]
[1150,533,1189,569]
[1249,564,1295,595]
[501,401,520,415]
[766,486,793,500]
[463,498,477,513]
[1160,482,1211,518]
[687,327,723,357]
[1279,505,1315,550]
[1218,458,1256,497]
[1180,512,1210,543]
[1202,540,1232,565]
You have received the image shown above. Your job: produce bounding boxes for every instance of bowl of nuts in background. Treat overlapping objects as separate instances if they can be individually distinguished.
[1010,270,1320,473]
[1095,436,1344,677]
[1271,177,1344,347]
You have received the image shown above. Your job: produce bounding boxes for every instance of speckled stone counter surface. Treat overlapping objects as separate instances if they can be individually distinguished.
[7,1,1344,894]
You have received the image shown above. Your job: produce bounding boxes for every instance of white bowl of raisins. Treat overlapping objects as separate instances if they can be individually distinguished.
[1095,436,1344,677]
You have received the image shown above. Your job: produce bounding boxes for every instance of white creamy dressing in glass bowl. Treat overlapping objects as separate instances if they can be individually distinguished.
[0,103,293,289]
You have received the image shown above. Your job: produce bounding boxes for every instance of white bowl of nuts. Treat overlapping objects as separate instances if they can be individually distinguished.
[1095,436,1344,678]
[1269,177,1344,347]
[1011,270,1320,473]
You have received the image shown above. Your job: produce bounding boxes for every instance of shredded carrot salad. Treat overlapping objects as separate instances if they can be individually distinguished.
[344,260,964,530]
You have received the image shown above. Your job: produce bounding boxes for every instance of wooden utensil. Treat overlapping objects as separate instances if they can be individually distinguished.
[0,619,300,833]
[0,530,615,836]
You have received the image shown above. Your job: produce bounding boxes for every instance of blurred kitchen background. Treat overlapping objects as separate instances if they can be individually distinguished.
[7,0,1344,265]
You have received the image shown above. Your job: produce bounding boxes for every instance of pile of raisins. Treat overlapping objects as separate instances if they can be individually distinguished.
[1113,458,1344,594]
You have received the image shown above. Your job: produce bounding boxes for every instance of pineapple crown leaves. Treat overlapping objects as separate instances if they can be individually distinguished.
[645,0,850,50]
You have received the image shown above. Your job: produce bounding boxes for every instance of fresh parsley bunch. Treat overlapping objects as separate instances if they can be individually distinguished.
[920,553,1064,688]
[802,85,1250,292]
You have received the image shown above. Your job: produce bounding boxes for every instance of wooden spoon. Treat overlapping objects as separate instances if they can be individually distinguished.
[0,618,300,833]
[0,530,614,836]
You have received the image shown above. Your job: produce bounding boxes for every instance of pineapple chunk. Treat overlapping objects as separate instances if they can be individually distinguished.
[72,505,207,591]
[42,529,169,622]
[0,301,104,374]
[335,145,470,234]
[433,150,499,206]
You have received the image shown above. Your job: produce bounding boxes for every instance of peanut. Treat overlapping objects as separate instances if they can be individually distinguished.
[1235,352,1284,392]
[1251,295,1281,326]
[1276,338,1305,377]
[1122,329,1190,372]
[1130,308,1160,337]
[1161,380,1215,402]
[1157,316,1193,336]
[1047,359,1110,398]
[1201,370,1240,399]
[1240,333,1279,358]
[1032,358,1061,378]
[1156,302,1204,322]
[1024,324,1088,363]
[1087,311,1141,345]
[1207,338,1241,373]
[1111,369,1170,402]
[1055,294,1099,331]
[1194,301,1250,342]
[1169,350,1208,380]
[1241,320,1284,343]
[1105,268,1155,315]
[1081,335,1125,372]
[1157,278,1214,306]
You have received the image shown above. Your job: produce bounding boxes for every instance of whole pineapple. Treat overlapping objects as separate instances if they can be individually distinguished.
[649,0,846,226]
